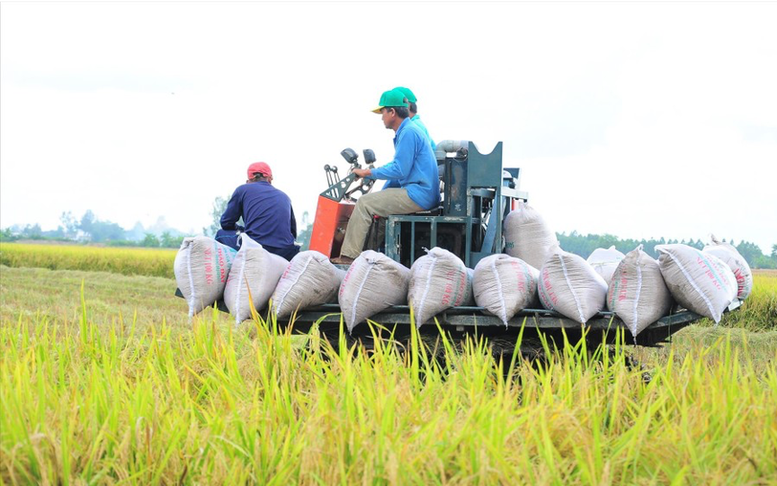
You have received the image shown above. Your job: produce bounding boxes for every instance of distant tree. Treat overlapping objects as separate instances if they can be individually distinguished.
[160,231,184,248]
[772,244,777,259]
[735,241,765,267]
[21,224,43,239]
[60,211,79,238]
[203,196,231,237]
[0,228,18,242]
[126,222,146,241]
[297,211,312,250]
[91,221,125,242]
[77,210,126,242]
[142,233,161,247]
[79,210,96,236]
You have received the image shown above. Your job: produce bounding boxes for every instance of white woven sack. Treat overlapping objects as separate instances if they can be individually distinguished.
[462,268,475,306]
[174,236,237,317]
[655,244,737,324]
[338,250,410,332]
[408,248,471,327]
[703,235,753,300]
[224,234,289,324]
[538,250,608,324]
[503,200,559,270]
[587,246,625,284]
[607,246,673,338]
[473,254,539,327]
[272,250,345,319]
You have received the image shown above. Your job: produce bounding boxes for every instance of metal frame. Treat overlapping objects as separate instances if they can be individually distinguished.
[278,300,742,347]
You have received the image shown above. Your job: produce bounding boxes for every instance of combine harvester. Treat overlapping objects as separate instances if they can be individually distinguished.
[290,140,742,350]
[176,140,743,354]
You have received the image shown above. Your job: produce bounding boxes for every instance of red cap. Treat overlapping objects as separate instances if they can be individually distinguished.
[247,162,272,180]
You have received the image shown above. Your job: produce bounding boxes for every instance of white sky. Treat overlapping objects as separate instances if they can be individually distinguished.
[2,1,776,253]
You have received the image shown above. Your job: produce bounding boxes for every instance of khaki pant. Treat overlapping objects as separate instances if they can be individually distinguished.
[340,189,422,258]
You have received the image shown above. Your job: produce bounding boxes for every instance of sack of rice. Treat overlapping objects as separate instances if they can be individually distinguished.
[462,268,476,306]
[272,250,345,319]
[473,254,539,327]
[538,249,608,324]
[587,246,625,284]
[655,244,737,323]
[503,200,559,270]
[174,236,237,317]
[408,248,471,327]
[607,246,673,338]
[703,235,753,300]
[338,250,410,332]
[224,234,289,324]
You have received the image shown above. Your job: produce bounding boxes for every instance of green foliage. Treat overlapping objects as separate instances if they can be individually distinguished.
[142,233,161,247]
[0,228,19,242]
[160,231,184,248]
[297,210,312,250]
[203,195,230,237]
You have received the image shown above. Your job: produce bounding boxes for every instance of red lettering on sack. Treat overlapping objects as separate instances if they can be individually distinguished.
[617,272,629,302]
[541,268,558,307]
[455,272,466,306]
[696,256,721,290]
[339,266,354,298]
[204,247,214,285]
[217,248,228,283]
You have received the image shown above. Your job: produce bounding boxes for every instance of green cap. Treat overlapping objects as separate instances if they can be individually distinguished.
[394,86,417,103]
[372,89,408,113]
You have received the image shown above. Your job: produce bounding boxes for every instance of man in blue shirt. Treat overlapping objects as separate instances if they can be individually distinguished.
[395,86,435,151]
[215,162,300,261]
[331,89,440,265]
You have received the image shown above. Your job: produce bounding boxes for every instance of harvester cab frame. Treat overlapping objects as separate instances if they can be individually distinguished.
[310,140,529,269]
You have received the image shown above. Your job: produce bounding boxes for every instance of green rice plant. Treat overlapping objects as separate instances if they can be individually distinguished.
[0,242,176,278]
[1,264,776,484]
[2,285,776,484]
[699,271,777,331]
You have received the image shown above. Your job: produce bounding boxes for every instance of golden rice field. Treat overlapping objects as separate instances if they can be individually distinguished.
[1,243,776,484]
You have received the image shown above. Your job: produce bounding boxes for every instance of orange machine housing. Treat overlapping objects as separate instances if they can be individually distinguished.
[309,196,356,258]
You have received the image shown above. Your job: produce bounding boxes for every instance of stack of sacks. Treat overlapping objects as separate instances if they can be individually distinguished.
[224,234,289,325]
[607,245,673,338]
[408,247,473,327]
[655,244,738,324]
[174,236,237,317]
[703,235,752,301]
[339,250,410,332]
[538,248,608,324]
[272,250,346,319]
[473,254,539,327]
[587,246,625,285]
[503,200,559,270]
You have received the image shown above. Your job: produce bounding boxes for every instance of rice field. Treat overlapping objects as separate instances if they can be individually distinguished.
[1,244,776,484]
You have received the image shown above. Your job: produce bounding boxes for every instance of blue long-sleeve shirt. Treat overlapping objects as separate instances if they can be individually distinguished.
[370,118,440,210]
[411,115,436,151]
[220,181,297,248]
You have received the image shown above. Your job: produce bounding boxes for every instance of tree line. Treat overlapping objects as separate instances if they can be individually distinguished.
[1,210,186,248]
[3,210,774,269]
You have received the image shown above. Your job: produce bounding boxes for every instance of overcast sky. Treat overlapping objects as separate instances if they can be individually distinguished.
[2,1,776,253]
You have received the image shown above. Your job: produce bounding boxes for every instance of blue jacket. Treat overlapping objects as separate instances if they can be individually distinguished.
[411,115,436,151]
[220,181,297,248]
[370,118,440,210]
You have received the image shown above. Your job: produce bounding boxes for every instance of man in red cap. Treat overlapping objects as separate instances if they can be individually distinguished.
[215,162,300,260]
